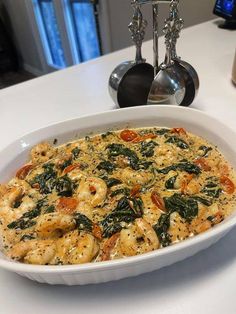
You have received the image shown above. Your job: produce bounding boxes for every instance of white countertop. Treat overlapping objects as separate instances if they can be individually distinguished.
[0,19,235,314]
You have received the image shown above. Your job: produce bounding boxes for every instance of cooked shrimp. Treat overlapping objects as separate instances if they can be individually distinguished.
[24,241,57,264]
[120,168,153,187]
[76,202,93,219]
[8,240,38,260]
[67,168,86,181]
[101,233,120,261]
[168,212,189,243]
[1,186,23,208]
[184,179,201,195]
[0,184,7,198]
[7,195,36,222]
[8,239,56,264]
[30,142,55,164]
[67,233,99,264]
[155,146,177,167]
[0,194,37,226]
[190,203,224,235]
[142,192,162,225]
[9,177,28,188]
[0,186,28,223]
[54,230,99,264]
[119,218,159,257]
[76,177,107,207]
[35,213,76,239]
[175,173,200,195]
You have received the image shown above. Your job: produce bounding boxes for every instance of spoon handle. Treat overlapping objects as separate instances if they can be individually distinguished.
[129,1,147,63]
[162,6,175,68]
[153,3,159,76]
[170,0,184,60]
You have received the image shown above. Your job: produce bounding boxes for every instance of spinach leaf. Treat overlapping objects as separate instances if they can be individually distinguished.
[13,200,22,208]
[189,196,212,206]
[201,182,221,198]
[138,161,153,170]
[101,210,136,238]
[36,197,48,210]
[106,178,122,188]
[8,196,57,231]
[71,147,81,159]
[165,136,189,149]
[74,213,93,232]
[100,175,122,188]
[106,144,139,170]
[22,207,41,220]
[55,176,73,197]
[101,196,143,238]
[106,143,153,170]
[97,161,116,174]
[7,198,46,231]
[9,198,46,229]
[30,163,57,194]
[110,188,130,197]
[44,205,55,213]
[59,158,72,170]
[153,213,172,247]
[157,162,201,175]
[198,145,212,157]
[130,197,144,217]
[207,215,223,224]
[155,128,170,135]
[153,193,200,247]
[156,165,176,175]
[165,175,177,189]
[7,216,37,230]
[177,162,201,175]
[101,131,114,139]
[114,196,143,216]
[138,129,155,136]
[20,234,35,241]
[140,141,158,157]
[164,193,198,223]
[114,196,131,211]
[102,223,122,238]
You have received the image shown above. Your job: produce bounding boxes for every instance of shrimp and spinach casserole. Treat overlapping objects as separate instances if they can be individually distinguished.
[0,127,235,265]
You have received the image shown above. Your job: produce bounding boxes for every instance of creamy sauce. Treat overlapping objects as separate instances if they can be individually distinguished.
[0,127,235,265]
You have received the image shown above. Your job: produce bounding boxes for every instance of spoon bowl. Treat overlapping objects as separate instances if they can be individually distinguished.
[147,6,186,106]
[170,0,199,106]
[109,61,154,107]
[109,2,154,108]
[148,62,186,105]
[173,60,196,107]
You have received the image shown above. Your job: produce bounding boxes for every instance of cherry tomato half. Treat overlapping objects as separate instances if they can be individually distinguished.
[220,176,235,194]
[120,129,138,142]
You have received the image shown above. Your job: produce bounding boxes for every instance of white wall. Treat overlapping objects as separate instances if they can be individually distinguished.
[0,0,217,76]
[106,0,216,51]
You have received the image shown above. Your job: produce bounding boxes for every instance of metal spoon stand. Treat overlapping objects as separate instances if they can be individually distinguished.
[108,0,199,107]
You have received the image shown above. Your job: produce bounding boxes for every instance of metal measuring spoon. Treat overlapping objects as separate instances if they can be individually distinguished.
[108,1,154,108]
[147,13,186,105]
[152,2,159,76]
[170,0,199,106]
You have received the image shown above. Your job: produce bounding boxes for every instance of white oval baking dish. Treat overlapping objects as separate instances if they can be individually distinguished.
[0,105,236,285]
